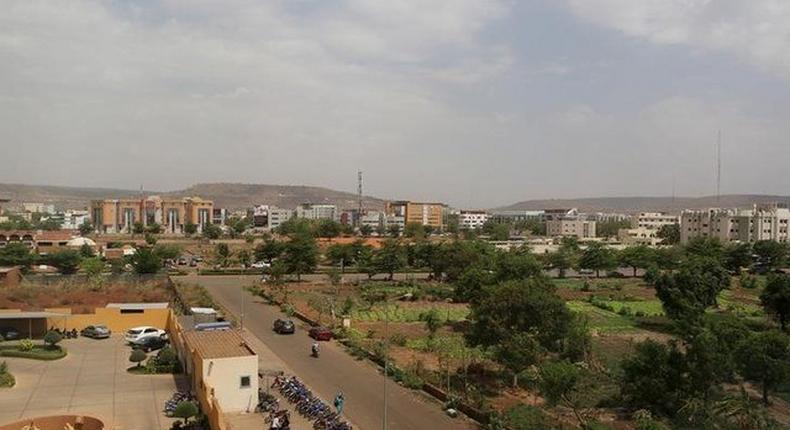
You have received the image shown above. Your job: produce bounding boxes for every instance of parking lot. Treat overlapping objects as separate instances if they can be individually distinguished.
[0,336,187,430]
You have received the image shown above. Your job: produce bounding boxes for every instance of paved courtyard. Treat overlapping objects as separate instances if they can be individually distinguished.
[0,336,186,430]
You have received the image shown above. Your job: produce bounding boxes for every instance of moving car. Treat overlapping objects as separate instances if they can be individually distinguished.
[81,325,111,339]
[134,335,168,353]
[125,326,166,344]
[308,326,332,341]
[0,327,20,341]
[251,261,271,269]
[273,319,295,334]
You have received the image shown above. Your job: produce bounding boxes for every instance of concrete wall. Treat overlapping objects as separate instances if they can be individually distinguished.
[201,356,258,413]
[0,307,171,336]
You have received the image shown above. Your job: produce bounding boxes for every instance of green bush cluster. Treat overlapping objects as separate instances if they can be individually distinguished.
[145,347,182,374]
[17,339,34,352]
[0,361,14,387]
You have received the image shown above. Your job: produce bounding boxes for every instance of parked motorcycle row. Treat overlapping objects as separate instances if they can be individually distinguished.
[272,376,352,430]
[165,391,197,416]
[49,327,78,338]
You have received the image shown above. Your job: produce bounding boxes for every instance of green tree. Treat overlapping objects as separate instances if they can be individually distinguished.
[596,220,630,238]
[254,238,283,263]
[145,222,162,234]
[183,222,197,236]
[132,221,145,235]
[129,348,147,368]
[654,257,731,325]
[387,223,401,238]
[43,330,62,349]
[736,330,790,405]
[325,243,355,268]
[482,221,510,241]
[761,274,790,331]
[202,223,222,240]
[724,242,753,273]
[373,239,406,280]
[579,242,616,278]
[315,219,342,238]
[214,243,233,267]
[620,340,688,416]
[495,332,543,388]
[685,236,724,260]
[657,224,680,245]
[144,232,157,245]
[79,243,95,258]
[493,250,542,282]
[282,233,318,281]
[153,244,181,261]
[80,257,105,279]
[618,245,655,277]
[129,247,162,274]
[538,360,588,427]
[78,221,93,236]
[0,243,37,270]
[46,249,82,274]
[359,224,373,237]
[173,401,199,425]
[277,218,314,237]
[754,240,788,271]
[403,222,426,239]
[420,308,442,341]
[467,278,574,352]
[236,249,252,267]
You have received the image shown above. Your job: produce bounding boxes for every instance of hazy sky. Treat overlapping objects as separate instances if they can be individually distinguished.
[2,1,790,208]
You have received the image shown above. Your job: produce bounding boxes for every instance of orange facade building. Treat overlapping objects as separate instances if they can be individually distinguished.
[90,196,213,234]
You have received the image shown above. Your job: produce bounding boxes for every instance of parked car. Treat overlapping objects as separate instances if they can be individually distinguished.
[251,261,271,269]
[125,326,166,344]
[81,325,111,339]
[177,257,188,265]
[308,326,332,341]
[0,327,20,341]
[273,319,295,334]
[189,259,198,267]
[134,335,169,353]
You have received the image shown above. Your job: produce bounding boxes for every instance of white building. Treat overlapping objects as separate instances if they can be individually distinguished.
[618,227,662,245]
[360,211,384,230]
[268,208,294,230]
[458,210,489,229]
[680,204,790,244]
[489,210,545,224]
[296,204,337,221]
[384,214,405,233]
[631,212,679,230]
[22,202,55,214]
[546,219,596,239]
[60,210,90,230]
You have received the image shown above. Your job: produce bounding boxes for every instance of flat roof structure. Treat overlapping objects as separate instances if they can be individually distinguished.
[0,311,69,319]
[106,302,169,310]
[183,330,256,359]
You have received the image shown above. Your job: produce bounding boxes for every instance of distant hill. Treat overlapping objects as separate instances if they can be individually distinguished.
[495,195,790,214]
[0,182,385,211]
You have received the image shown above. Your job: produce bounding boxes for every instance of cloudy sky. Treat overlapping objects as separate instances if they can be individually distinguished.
[2,0,790,208]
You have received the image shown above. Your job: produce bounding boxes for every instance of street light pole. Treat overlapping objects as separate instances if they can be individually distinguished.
[383,301,388,430]
[240,275,245,331]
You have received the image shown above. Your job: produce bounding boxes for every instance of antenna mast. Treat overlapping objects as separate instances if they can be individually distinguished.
[716,130,721,205]
[357,170,364,226]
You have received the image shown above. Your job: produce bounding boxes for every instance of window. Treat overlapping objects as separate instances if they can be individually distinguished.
[240,376,251,388]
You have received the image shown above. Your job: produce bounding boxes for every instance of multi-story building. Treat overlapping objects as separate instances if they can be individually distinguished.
[489,210,545,224]
[618,227,662,245]
[22,202,55,214]
[586,212,630,223]
[458,210,489,229]
[360,211,384,230]
[546,219,596,239]
[680,204,790,244]
[544,208,579,222]
[385,201,444,230]
[252,205,270,228]
[90,196,213,234]
[631,212,679,230]
[268,208,294,230]
[212,208,227,225]
[60,210,90,230]
[296,204,337,221]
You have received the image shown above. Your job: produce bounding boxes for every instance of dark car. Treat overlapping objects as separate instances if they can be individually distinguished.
[308,326,332,341]
[0,327,20,341]
[134,335,169,353]
[273,319,295,335]
[81,325,111,339]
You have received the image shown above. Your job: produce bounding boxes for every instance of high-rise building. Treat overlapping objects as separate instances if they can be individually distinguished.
[384,201,444,230]
[631,212,679,230]
[296,204,337,221]
[458,210,489,229]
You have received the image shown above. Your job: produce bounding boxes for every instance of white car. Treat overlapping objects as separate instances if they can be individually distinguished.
[251,261,271,269]
[125,326,166,344]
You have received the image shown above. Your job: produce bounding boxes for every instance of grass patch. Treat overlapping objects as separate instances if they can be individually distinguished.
[567,301,638,333]
[718,290,763,317]
[352,305,468,323]
[127,365,149,374]
[0,345,67,360]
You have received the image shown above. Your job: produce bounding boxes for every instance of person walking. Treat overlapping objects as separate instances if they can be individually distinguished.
[333,392,345,415]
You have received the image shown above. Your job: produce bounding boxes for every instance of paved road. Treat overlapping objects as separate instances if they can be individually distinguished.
[183,275,476,430]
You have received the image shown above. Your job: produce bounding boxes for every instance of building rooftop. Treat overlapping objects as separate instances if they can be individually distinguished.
[106,302,169,310]
[183,330,256,359]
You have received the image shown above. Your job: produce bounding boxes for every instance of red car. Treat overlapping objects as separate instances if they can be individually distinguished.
[309,326,333,341]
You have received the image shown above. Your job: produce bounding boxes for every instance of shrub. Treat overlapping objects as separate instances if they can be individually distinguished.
[173,401,199,424]
[0,360,13,387]
[17,339,34,352]
[504,404,553,430]
[618,306,633,316]
[43,330,62,349]
[389,332,407,347]
[739,273,759,290]
[129,349,147,368]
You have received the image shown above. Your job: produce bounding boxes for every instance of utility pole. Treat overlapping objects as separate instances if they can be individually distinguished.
[383,299,389,430]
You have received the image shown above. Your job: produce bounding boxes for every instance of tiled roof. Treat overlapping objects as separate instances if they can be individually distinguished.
[183,330,256,359]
